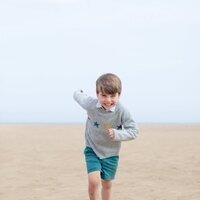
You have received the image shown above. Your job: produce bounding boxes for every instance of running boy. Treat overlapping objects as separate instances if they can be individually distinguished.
[73,73,139,200]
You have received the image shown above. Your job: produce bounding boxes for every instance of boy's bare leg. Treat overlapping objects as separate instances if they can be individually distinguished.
[101,180,112,200]
[88,171,101,200]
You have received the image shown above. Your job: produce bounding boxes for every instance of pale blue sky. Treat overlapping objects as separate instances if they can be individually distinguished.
[0,0,200,123]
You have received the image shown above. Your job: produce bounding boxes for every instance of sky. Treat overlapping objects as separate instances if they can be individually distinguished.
[0,0,200,124]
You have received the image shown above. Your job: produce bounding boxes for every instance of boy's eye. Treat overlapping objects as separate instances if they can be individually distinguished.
[110,94,116,98]
[101,94,116,98]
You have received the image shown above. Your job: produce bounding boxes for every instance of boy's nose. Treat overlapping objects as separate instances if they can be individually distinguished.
[105,96,111,102]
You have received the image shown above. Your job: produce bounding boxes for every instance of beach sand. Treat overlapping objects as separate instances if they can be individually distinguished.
[0,124,200,200]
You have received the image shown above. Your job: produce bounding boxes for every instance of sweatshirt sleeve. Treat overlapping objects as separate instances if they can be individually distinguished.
[113,109,139,141]
[73,90,94,111]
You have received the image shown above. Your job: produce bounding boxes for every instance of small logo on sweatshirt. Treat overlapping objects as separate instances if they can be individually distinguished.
[94,121,100,128]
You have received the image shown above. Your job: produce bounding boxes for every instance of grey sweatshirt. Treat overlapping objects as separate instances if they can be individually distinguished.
[73,90,139,159]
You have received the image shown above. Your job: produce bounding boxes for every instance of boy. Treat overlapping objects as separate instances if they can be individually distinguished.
[73,73,139,200]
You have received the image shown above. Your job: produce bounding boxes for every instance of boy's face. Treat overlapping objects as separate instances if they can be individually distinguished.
[97,92,120,111]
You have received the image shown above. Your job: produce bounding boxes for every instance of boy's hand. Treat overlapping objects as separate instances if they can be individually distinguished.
[108,128,115,140]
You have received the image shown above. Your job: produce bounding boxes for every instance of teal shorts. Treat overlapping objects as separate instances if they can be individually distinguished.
[84,147,119,180]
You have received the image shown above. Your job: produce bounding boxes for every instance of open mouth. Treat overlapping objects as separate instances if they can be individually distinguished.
[103,103,113,108]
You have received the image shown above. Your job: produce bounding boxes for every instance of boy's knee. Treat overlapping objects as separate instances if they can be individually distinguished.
[88,172,101,190]
[88,179,100,198]
[102,180,112,190]
[89,179,100,190]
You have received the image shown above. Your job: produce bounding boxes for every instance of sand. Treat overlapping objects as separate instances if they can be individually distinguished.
[0,124,200,200]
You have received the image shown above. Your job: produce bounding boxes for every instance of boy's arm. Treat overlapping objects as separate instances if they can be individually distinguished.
[112,110,139,141]
[73,90,94,110]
